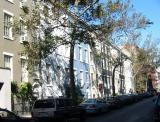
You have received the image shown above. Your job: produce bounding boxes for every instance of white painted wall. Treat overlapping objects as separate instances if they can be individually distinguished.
[0,68,11,110]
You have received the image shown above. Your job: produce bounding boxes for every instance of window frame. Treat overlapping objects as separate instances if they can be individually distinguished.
[3,10,14,40]
[3,52,13,80]
[78,46,83,62]
[84,49,88,63]
[80,70,84,87]
[20,58,28,82]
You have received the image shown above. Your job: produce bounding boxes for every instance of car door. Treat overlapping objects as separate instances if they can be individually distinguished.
[55,99,65,119]
[97,99,107,112]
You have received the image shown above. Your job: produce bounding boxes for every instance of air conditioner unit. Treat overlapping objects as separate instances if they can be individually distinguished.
[21,36,28,43]
[32,72,40,80]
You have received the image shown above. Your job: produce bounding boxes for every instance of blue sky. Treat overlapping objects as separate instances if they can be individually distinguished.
[99,0,160,42]
[132,0,160,41]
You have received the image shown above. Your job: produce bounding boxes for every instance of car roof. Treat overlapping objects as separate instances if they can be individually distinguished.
[35,97,71,101]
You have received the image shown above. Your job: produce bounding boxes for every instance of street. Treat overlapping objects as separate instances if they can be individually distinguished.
[86,97,155,122]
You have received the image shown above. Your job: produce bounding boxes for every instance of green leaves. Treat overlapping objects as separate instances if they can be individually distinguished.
[11,81,35,103]
[19,82,33,101]
[11,81,19,95]
[93,4,105,19]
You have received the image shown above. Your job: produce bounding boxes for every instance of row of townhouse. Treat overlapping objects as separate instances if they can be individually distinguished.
[0,0,32,110]
[0,0,134,111]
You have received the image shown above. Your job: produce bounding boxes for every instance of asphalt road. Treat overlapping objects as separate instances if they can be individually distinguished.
[86,97,155,122]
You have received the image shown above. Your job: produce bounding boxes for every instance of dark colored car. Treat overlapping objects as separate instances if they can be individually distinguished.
[153,94,160,122]
[31,97,86,122]
[0,108,36,122]
[106,97,123,109]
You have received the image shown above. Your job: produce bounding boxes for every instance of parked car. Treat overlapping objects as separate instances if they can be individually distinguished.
[79,98,110,114]
[31,97,86,122]
[106,97,123,109]
[153,94,160,122]
[0,108,35,122]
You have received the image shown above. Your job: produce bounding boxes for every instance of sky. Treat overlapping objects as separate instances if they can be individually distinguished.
[132,0,160,41]
[99,0,160,43]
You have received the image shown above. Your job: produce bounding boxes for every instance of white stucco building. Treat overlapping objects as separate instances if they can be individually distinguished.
[0,67,11,110]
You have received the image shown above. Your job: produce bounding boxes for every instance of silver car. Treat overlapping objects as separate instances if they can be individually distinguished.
[79,98,110,114]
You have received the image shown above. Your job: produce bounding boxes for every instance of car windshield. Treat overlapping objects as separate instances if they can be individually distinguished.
[34,99,55,108]
[84,99,96,104]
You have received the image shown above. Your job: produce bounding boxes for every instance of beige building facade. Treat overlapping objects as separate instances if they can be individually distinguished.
[0,0,32,83]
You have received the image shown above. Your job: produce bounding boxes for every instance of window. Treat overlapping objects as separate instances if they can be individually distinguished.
[80,71,83,87]
[33,62,39,71]
[90,52,93,62]
[56,99,64,108]
[3,53,13,80]
[74,48,76,60]
[4,13,12,38]
[91,73,93,82]
[20,18,27,42]
[46,63,51,84]
[84,49,88,63]
[21,59,28,82]
[4,55,11,68]
[20,0,27,8]
[74,70,77,84]
[86,72,89,82]
[34,99,55,108]
[20,20,25,35]
[79,47,82,61]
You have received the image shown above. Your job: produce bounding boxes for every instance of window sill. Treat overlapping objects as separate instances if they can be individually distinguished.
[3,36,14,41]
[47,84,53,87]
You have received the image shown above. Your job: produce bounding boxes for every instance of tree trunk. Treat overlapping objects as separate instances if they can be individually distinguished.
[69,43,77,105]
[11,94,14,111]
[38,47,43,99]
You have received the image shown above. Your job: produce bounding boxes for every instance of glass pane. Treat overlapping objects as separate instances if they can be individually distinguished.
[34,100,55,108]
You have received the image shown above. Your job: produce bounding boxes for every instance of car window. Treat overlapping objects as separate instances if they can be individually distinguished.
[97,100,104,103]
[64,99,72,106]
[84,99,96,103]
[56,99,64,108]
[34,99,55,108]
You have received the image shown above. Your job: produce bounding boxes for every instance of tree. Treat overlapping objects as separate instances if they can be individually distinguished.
[19,82,35,113]
[52,0,101,104]
[11,81,19,111]
[89,0,150,96]
[123,34,160,92]
[16,0,103,104]
[16,0,153,99]
[58,0,151,97]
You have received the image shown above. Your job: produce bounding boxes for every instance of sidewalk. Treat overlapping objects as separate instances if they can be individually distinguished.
[20,113,31,118]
